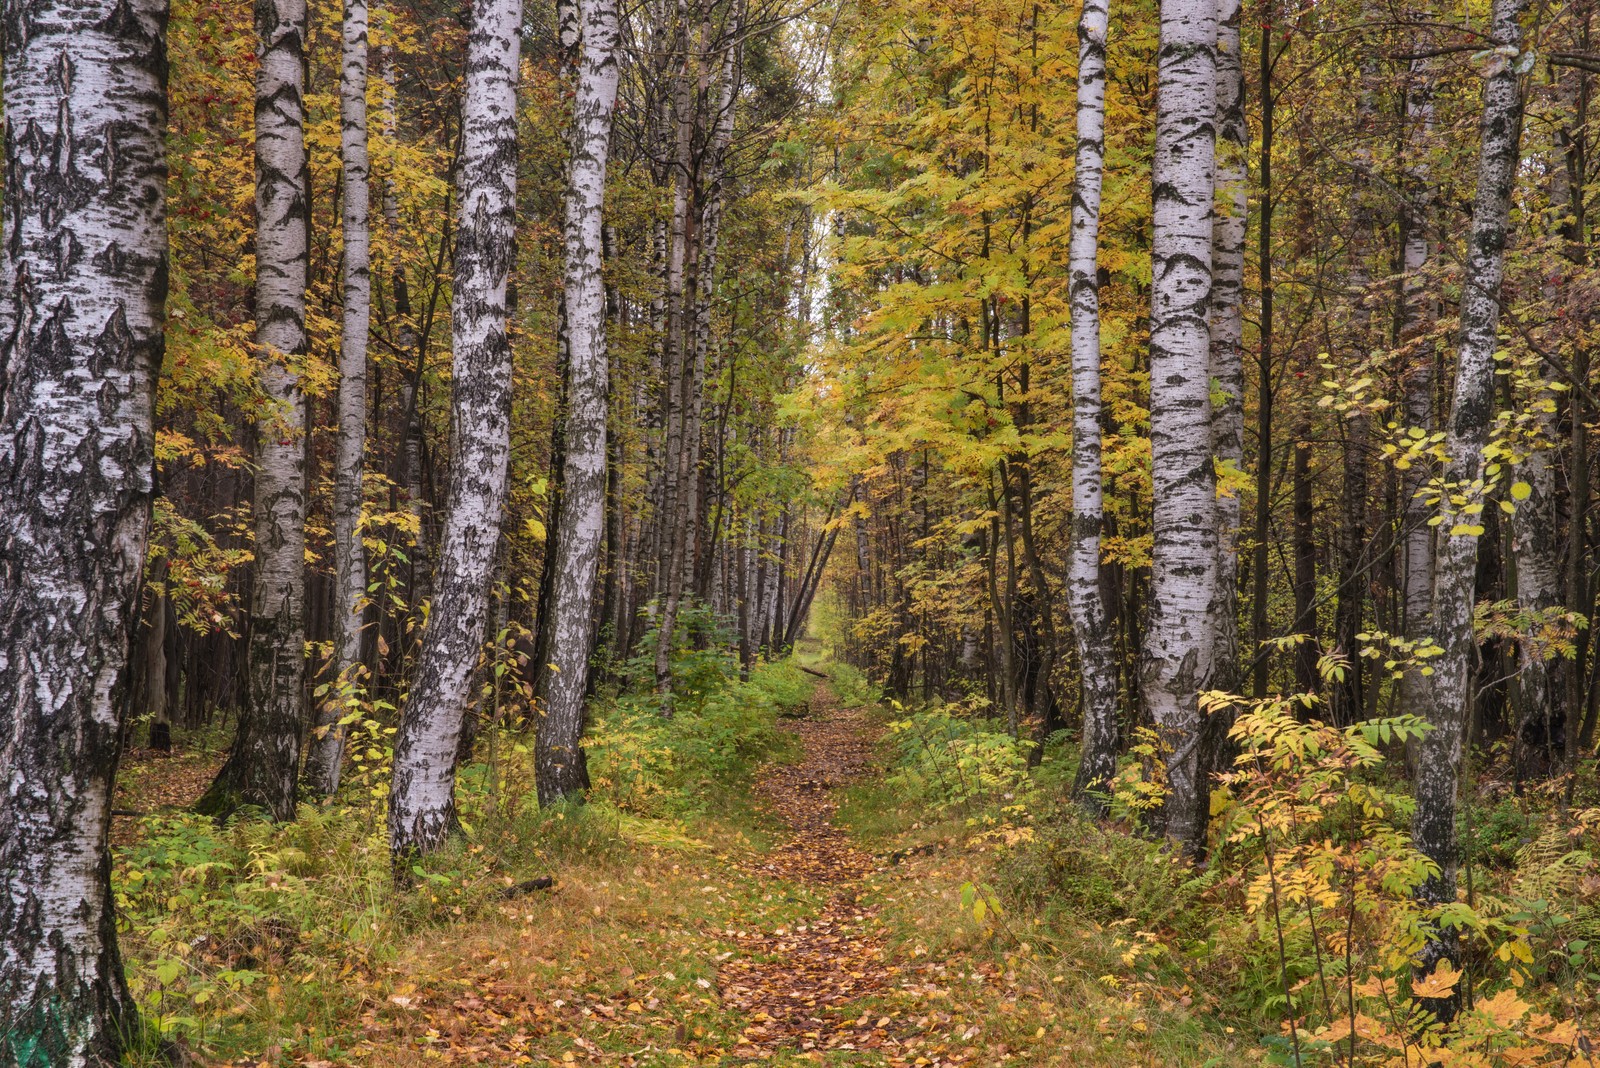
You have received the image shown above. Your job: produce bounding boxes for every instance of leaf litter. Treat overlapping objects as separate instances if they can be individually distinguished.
[339,688,995,1066]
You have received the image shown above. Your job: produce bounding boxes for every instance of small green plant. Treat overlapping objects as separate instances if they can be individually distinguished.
[882,700,1035,815]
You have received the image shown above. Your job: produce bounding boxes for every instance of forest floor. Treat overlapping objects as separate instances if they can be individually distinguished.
[117,678,1251,1067]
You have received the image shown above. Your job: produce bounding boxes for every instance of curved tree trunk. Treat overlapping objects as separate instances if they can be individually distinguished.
[307,0,374,797]
[388,0,522,860]
[1410,0,1527,1014]
[0,0,167,1056]
[1067,0,1119,804]
[198,0,310,822]
[537,0,622,806]
[1143,0,1217,854]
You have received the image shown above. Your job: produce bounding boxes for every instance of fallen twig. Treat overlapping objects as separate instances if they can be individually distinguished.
[498,876,555,899]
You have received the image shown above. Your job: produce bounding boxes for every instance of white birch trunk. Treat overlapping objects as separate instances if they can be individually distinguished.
[537,0,621,805]
[199,0,310,821]
[1410,0,1527,1001]
[1143,0,1217,853]
[1207,0,1246,695]
[0,0,167,1055]
[389,0,521,858]
[1397,53,1437,734]
[308,0,373,797]
[1066,0,1120,802]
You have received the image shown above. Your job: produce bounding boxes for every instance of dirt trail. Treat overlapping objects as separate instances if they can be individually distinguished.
[716,686,918,1060]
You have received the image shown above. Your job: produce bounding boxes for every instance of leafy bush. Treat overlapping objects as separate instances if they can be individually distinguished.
[585,672,789,819]
[1465,795,1532,870]
[825,661,882,709]
[114,805,486,1048]
[994,805,1218,943]
[881,701,1034,814]
[1208,684,1600,1066]
[747,657,810,712]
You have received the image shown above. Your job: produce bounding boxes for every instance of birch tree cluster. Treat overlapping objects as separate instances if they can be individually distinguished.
[5,0,1600,1052]
[814,0,1596,991]
[2,0,828,1056]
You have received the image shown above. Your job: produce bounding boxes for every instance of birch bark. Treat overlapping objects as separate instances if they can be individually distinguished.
[1411,0,1528,1003]
[1066,0,1120,803]
[537,0,622,805]
[1207,0,1246,696]
[0,0,167,1056]
[1143,0,1217,853]
[1397,52,1437,739]
[308,0,373,796]
[199,0,310,821]
[389,0,521,858]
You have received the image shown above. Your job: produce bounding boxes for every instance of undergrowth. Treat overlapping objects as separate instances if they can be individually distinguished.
[114,640,804,1063]
[838,679,1600,1067]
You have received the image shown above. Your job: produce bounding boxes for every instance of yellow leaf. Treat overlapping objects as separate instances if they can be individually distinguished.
[1412,961,1460,999]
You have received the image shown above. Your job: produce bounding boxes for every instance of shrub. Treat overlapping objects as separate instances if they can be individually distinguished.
[825,661,882,709]
[994,805,1218,944]
[748,657,810,712]
[582,661,792,819]
[881,700,1034,814]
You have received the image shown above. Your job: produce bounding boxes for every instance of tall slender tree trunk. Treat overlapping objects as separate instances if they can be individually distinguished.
[1511,400,1563,780]
[140,560,175,752]
[537,0,621,806]
[1203,0,1247,769]
[199,0,311,821]
[1397,50,1437,739]
[1207,0,1245,691]
[1410,0,1527,1009]
[0,0,167,1055]
[389,0,522,859]
[1292,422,1319,694]
[1067,0,1119,803]
[655,23,740,701]
[308,0,373,797]
[1333,34,1381,724]
[1556,42,1594,757]
[1249,4,1277,698]
[1143,0,1218,854]
[146,595,174,751]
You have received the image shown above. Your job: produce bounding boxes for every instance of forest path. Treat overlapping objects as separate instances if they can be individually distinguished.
[350,680,1002,1068]
[716,686,904,1058]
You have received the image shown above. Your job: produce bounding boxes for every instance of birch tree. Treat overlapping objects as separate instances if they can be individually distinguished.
[1410,0,1529,999]
[307,0,374,797]
[1206,0,1245,697]
[537,0,622,806]
[1066,0,1119,803]
[389,0,522,858]
[198,0,311,820]
[1143,0,1217,854]
[1397,52,1437,744]
[0,0,167,1055]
